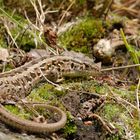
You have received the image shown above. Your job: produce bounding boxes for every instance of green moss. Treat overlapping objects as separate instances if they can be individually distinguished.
[62,112,77,136]
[59,15,129,56]
[29,83,65,100]
[61,80,139,139]
[5,105,30,119]
[102,104,122,121]
[28,83,55,101]
[59,18,105,54]
[133,120,140,139]
[101,104,129,139]
[112,87,136,103]
[5,105,20,115]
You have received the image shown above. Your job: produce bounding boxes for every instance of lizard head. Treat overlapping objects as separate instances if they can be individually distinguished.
[62,51,101,71]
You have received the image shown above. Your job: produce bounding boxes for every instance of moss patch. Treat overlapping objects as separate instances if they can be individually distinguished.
[4,79,140,139]
[5,105,31,119]
[59,18,106,54]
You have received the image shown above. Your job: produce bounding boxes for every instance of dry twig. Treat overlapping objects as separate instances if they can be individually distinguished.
[101,64,140,72]
[4,24,24,56]
[89,113,114,133]
[136,78,140,124]
[108,86,138,111]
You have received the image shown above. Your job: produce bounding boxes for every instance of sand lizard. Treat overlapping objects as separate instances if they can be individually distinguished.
[0,52,100,133]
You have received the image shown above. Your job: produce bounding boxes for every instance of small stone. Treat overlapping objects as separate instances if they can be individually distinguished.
[0,48,9,62]
[84,121,93,125]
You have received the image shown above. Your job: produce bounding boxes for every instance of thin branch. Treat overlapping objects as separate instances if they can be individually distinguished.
[24,11,39,30]
[101,64,140,72]
[4,24,24,56]
[136,78,140,124]
[89,113,113,133]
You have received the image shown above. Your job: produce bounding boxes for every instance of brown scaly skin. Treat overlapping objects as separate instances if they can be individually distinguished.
[0,54,100,133]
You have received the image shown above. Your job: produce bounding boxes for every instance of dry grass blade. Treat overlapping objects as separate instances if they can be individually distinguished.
[4,23,24,56]
[28,0,45,36]
[136,78,140,124]
[101,64,140,72]
[24,0,58,55]
[108,86,137,111]
[58,0,75,27]
[112,0,140,18]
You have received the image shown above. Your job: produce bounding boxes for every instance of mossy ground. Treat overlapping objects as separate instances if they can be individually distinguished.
[58,16,123,56]
[0,2,139,139]
[0,9,42,51]
[59,18,106,54]
[4,79,140,139]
